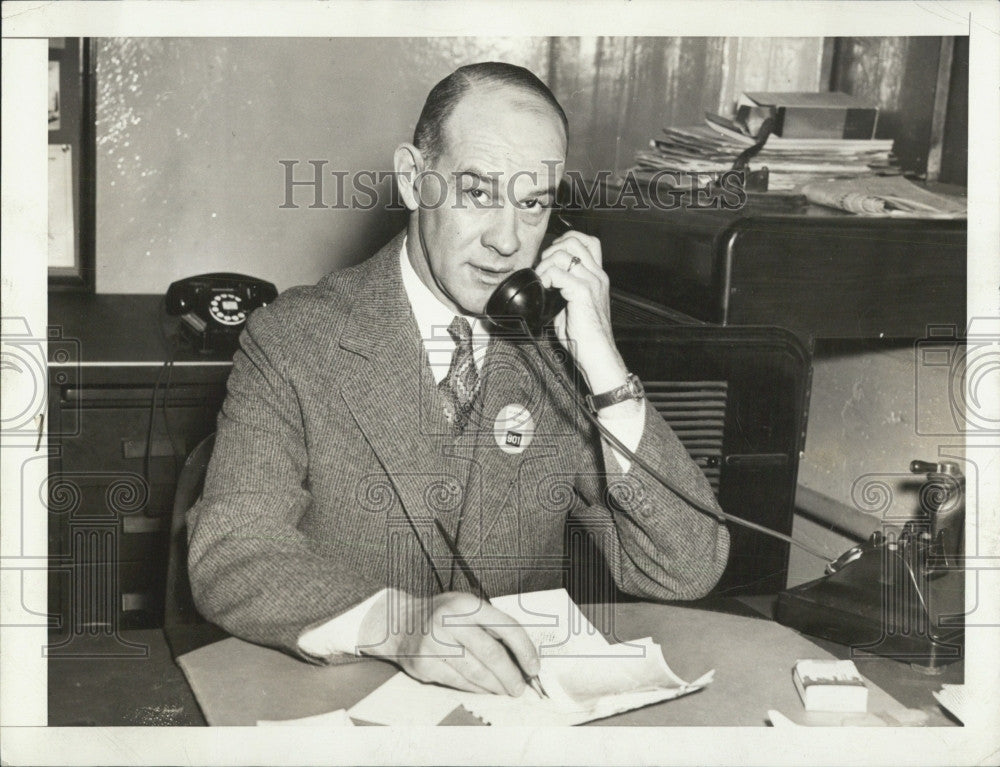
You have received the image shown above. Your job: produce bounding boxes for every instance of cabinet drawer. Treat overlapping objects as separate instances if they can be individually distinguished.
[53,399,220,519]
[49,558,169,632]
[58,400,220,472]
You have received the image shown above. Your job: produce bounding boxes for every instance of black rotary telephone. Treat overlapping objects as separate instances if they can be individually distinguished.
[165,272,278,354]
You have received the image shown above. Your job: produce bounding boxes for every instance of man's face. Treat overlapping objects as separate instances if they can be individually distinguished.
[408,88,567,316]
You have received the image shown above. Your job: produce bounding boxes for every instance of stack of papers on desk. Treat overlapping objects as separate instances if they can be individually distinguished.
[348,589,713,726]
[626,121,895,192]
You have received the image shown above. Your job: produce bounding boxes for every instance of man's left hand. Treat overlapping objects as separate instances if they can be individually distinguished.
[535,231,633,398]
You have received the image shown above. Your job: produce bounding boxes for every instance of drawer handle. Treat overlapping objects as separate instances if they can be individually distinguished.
[121,438,181,459]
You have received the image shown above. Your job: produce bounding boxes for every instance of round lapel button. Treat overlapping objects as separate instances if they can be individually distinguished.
[494,404,534,455]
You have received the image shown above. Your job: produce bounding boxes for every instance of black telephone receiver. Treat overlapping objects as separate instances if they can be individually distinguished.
[483,212,570,337]
[484,269,567,337]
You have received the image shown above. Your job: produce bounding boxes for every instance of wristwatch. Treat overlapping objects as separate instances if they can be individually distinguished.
[585,373,645,413]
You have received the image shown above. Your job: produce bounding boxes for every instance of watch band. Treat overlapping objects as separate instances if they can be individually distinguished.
[585,372,645,413]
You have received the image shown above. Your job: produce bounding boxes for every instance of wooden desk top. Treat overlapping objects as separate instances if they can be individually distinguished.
[47,599,961,727]
[175,599,959,727]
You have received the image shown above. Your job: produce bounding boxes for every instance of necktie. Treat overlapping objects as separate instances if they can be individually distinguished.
[439,316,480,433]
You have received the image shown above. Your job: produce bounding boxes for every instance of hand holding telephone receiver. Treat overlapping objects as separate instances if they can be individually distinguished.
[483,211,570,337]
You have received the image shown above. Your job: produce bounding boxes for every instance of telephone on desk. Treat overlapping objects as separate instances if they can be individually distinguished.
[777,460,965,672]
[165,273,278,354]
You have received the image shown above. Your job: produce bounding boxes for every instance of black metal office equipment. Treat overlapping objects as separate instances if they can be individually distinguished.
[579,307,812,597]
[47,294,230,641]
[776,459,965,671]
[567,198,966,346]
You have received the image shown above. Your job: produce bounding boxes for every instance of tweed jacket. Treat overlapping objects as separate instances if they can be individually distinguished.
[187,232,730,660]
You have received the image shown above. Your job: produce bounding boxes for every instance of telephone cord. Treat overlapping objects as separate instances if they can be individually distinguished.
[528,333,834,564]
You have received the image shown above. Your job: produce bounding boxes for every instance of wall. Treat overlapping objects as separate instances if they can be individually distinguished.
[832,36,950,177]
[549,37,825,179]
[94,36,826,294]
[94,37,548,293]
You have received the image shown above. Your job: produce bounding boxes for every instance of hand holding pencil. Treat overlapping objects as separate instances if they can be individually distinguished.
[357,588,544,697]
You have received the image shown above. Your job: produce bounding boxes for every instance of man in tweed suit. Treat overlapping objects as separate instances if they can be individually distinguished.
[188,62,730,697]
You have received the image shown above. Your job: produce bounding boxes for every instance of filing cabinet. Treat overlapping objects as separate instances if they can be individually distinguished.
[47,294,231,640]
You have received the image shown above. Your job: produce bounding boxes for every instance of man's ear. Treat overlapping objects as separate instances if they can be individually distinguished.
[394,143,424,212]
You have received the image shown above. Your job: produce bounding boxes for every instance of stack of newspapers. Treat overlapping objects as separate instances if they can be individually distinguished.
[625,115,896,193]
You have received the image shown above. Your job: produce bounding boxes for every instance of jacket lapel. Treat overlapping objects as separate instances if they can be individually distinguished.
[338,234,455,578]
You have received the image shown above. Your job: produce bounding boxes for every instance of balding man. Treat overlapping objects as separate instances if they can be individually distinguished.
[188,61,730,697]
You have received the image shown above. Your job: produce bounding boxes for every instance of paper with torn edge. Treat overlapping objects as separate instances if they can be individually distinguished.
[933,684,969,724]
[348,638,712,726]
[465,640,713,726]
[348,589,713,726]
[257,709,355,726]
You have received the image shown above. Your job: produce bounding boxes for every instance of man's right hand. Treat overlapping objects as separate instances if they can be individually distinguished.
[357,590,540,696]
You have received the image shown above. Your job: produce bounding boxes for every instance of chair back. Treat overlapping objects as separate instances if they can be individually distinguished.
[164,433,215,628]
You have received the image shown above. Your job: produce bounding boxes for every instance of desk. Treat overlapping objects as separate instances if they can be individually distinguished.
[48,629,205,726]
[566,200,966,345]
[48,599,960,727]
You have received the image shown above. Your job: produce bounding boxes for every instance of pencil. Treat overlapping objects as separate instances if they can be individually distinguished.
[433,518,548,699]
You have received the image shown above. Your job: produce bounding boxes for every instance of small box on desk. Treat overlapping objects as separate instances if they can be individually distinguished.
[793,659,869,712]
[738,91,879,139]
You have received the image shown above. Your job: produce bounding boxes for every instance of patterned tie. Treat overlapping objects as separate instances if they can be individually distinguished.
[439,316,480,433]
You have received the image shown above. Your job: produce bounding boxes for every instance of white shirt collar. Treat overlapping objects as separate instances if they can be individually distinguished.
[400,236,490,384]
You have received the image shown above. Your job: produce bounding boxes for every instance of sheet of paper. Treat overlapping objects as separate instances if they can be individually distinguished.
[545,637,688,704]
[48,144,75,268]
[467,637,714,726]
[933,684,969,724]
[257,709,355,726]
[348,642,713,727]
[347,671,466,726]
[488,589,610,656]
[347,589,715,726]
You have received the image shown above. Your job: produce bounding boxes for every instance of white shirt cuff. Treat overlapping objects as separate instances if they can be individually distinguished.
[597,399,646,473]
[297,588,389,658]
